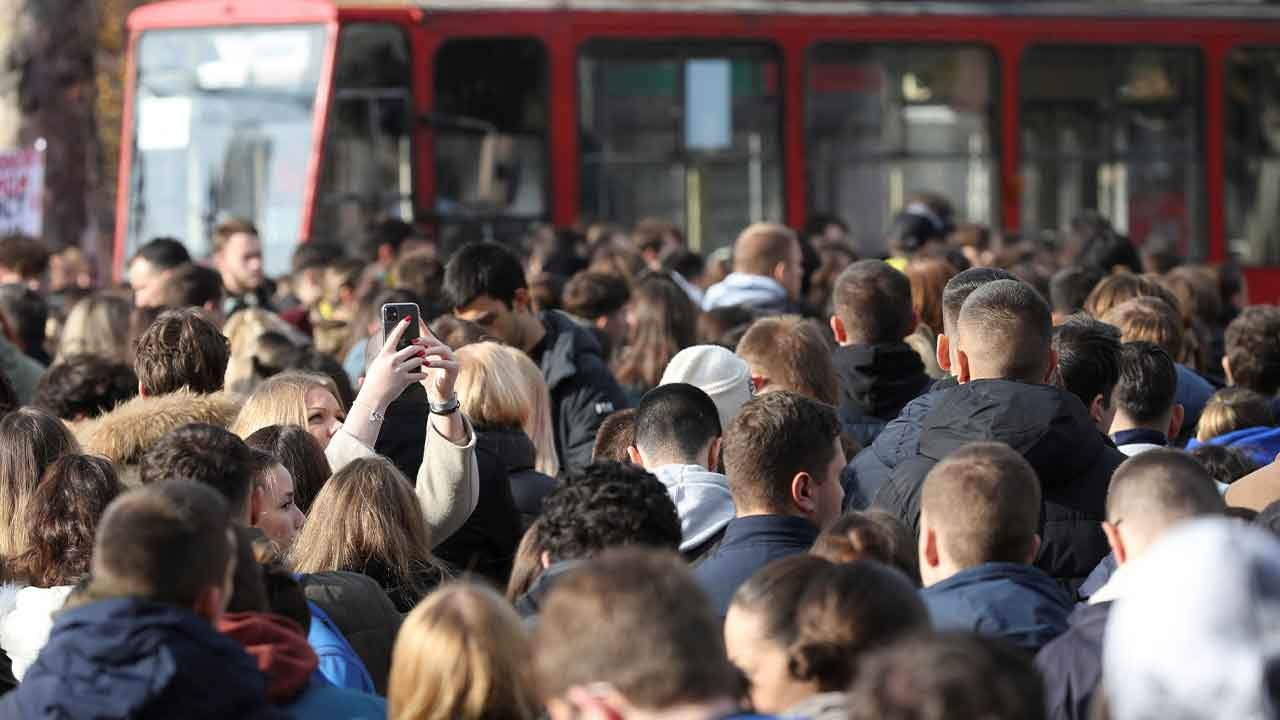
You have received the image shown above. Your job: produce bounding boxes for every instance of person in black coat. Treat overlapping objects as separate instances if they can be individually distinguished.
[829,260,932,447]
[874,280,1124,594]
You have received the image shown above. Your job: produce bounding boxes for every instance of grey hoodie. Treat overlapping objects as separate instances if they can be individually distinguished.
[652,464,735,553]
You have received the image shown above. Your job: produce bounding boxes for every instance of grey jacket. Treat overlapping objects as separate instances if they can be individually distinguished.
[651,464,735,553]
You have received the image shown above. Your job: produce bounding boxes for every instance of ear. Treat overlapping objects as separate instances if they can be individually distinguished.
[751,375,768,393]
[1102,521,1127,566]
[955,347,972,384]
[625,445,645,467]
[191,585,224,624]
[790,471,817,517]
[1223,355,1234,386]
[1042,348,1059,383]
[1089,394,1108,427]
[936,333,951,372]
[830,315,848,345]
[921,526,941,571]
[540,550,553,570]
[137,381,149,398]
[772,260,789,285]
[1168,403,1185,442]
[594,315,610,331]
[706,437,723,473]
[1026,533,1042,564]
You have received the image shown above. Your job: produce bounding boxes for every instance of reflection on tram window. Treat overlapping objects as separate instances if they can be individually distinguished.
[1226,47,1280,266]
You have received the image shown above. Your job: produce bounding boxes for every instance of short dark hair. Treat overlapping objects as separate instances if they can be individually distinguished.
[10,454,122,588]
[290,241,344,275]
[1051,315,1122,411]
[1189,445,1258,488]
[132,237,191,270]
[1049,265,1104,316]
[592,408,636,463]
[0,234,49,278]
[921,442,1040,568]
[212,218,259,254]
[33,354,138,421]
[736,316,839,405]
[134,308,229,395]
[804,213,848,239]
[1225,306,1280,396]
[539,461,681,563]
[443,242,527,310]
[562,271,630,320]
[724,391,842,514]
[847,632,1047,720]
[389,251,445,307]
[941,266,1017,332]
[0,283,46,352]
[957,279,1054,382]
[1106,449,1225,532]
[832,260,914,344]
[158,263,224,310]
[91,479,234,608]
[244,425,331,515]
[634,383,722,463]
[1114,341,1178,424]
[139,423,257,518]
[363,219,415,262]
[660,248,705,281]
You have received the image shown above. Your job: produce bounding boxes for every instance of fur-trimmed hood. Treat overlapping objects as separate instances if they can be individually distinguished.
[76,390,241,480]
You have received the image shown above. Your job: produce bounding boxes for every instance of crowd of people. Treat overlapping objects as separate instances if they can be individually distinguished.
[0,200,1274,719]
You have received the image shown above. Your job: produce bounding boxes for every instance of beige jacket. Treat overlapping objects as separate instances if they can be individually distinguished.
[325,416,479,547]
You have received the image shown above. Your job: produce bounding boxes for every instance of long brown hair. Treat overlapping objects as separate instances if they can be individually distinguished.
[0,407,79,560]
[905,256,959,335]
[613,273,697,390]
[9,454,121,588]
[288,456,448,604]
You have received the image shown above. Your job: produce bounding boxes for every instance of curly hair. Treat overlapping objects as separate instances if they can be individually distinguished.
[1225,306,1280,396]
[539,461,681,562]
[33,355,138,421]
[9,455,122,587]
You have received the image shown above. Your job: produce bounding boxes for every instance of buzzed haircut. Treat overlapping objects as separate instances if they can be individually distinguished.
[724,391,842,514]
[832,260,914,345]
[139,423,257,518]
[157,263,224,310]
[534,549,742,709]
[539,461,681,563]
[1225,305,1280,396]
[1049,265,1104,316]
[212,217,259,254]
[634,384,722,463]
[592,408,636,462]
[1051,315,1122,411]
[733,222,797,277]
[940,266,1018,333]
[957,279,1054,383]
[132,236,191,270]
[1101,296,1185,360]
[1105,449,1225,539]
[442,242,528,310]
[1113,341,1178,424]
[133,308,230,395]
[736,315,839,405]
[90,479,234,608]
[921,442,1041,568]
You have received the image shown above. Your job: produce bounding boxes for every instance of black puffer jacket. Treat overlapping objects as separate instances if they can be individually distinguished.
[834,342,932,447]
[873,379,1123,593]
[433,438,522,588]
[536,310,629,470]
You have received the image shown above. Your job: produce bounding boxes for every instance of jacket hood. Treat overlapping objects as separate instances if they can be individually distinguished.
[702,272,790,312]
[11,597,274,719]
[515,560,584,620]
[924,562,1072,652]
[917,380,1105,488]
[781,692,850,720]
[834,342,931,421]
[0,584,73,681]
[1187,426,1280,468]
[651,464,736,552]
[541,310,607,391]
[477,426,538,473]
[76,390,241,469]
[218,611,318,703]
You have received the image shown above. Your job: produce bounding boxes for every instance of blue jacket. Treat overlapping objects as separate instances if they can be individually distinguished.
[307,601,375,694]
[923,562,1072,653]
[1034,601,1112,720]
[284,683,386,719]
[694,515,819,619]
[1187,426,1280,467]
[844,391,938,509]
[0,597,284,719]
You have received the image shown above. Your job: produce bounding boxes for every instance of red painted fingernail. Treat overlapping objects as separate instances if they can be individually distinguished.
[402,317,410,324]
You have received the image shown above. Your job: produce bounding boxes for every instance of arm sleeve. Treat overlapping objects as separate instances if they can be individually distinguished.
[417,414,480,546]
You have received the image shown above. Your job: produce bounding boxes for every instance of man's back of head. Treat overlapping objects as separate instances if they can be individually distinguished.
[631,383,722,470]
[539,461,681,564]
[1049,265,1104,320]
[956,279,1054,383]
[920,442,1041,584]
[1224,305,1280,397]
[132,237,191,271]
[1051,315,1122,431]
[158,264,225,314]
[1101,296,1185,362]
[941,267,1019,336]
[736,315,839,405]
[733,222,798,279]
[1104,448,1225,562]
[134,308,229,396]
[139,423,256,522]
[1111,341,1181,441]
[831,260,914,347]
[534,548,743,719]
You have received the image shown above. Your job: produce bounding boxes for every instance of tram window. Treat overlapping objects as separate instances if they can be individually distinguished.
[1226,48,1280,266]
[807,44,996,256]
[1020,46,1203,260]
[433,37,548,237]
[578,42,783,252]
[314,23,414,246]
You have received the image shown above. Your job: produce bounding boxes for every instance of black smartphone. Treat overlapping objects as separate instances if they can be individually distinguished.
[381,302,421,351]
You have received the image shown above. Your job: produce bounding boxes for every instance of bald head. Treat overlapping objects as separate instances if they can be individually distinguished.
[956,279,1054,383]
[1106,449,1225,559]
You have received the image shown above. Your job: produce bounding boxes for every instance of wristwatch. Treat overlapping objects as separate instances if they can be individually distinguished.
[429,394,461,416]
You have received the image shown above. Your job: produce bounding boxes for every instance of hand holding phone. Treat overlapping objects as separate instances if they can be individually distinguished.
[381,303,421,351]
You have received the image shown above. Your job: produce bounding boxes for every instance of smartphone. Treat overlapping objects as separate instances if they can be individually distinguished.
[381,302,421,351]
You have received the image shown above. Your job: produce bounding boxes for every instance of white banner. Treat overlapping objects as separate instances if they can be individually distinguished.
[0,147,43,237]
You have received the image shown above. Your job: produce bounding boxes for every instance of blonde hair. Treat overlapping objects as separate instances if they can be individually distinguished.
[388,582,539,720]
[1197,387,1276,443]
[289,456,447,604]
[457,342,559,477]
[57,292,132,364]
[230,372,341,440]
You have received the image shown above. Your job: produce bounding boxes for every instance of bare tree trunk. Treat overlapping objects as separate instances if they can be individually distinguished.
[0,0,100,252]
